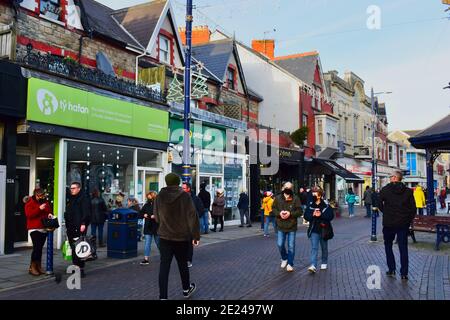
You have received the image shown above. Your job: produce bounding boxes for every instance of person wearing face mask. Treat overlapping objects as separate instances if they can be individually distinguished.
[304,186,334,273]
[25,188,53,276]
[272,182,303,272]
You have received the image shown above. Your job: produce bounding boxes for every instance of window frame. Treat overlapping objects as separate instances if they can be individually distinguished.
[158,34,170,64]
[227,67,235,90]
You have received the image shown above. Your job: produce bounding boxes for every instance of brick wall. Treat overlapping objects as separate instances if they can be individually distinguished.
[14,8,137,80]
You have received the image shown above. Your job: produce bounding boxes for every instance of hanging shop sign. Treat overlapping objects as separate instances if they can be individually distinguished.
[170,119,226,150]
[26,78,169,142]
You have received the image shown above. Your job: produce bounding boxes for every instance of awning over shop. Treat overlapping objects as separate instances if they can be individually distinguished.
[313,158,364,183]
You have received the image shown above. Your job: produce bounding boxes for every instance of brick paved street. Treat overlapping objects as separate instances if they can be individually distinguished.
[0,212,449,300]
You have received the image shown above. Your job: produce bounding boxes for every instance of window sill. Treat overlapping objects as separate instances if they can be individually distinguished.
[39,14,65,27]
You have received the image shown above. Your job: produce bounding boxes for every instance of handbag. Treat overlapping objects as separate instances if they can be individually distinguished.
[73,235,97,261]
[41,217,60,231]
[320,221,334,240]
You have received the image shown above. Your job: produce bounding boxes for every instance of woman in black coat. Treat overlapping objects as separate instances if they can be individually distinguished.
[139,192,159,265]
[90,189,108,247]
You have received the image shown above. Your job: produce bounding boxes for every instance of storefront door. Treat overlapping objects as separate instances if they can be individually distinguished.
[14,168,29,243]
[137,169,162,204]
[199,175,223,204]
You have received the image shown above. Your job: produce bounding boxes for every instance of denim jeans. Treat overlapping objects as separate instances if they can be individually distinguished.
[200,209,210,233]
[277,231,296,266]
[348,203,355,216]
[144,234,160,257]
[239,209,251,226]
[90,223,104,242]
[418,208,424,216]
[365,204,372,217]
[383,225,409,276]
[310,232,328,267]
[264,216,276,235]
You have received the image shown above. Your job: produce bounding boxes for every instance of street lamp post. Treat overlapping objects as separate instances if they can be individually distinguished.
[182,0,193,183]
[370,88,392,242]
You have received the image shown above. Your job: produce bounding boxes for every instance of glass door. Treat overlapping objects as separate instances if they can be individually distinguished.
[137,169,161,204]
[199,175,223,207]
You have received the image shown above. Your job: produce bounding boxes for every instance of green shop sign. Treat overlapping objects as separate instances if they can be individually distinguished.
[170,119,226,150]
[27,78,169,142]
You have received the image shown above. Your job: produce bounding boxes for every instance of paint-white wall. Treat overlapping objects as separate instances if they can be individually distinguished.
[237,44,301,132]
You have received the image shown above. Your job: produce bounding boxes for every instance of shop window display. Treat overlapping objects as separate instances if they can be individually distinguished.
[66,141,134,209]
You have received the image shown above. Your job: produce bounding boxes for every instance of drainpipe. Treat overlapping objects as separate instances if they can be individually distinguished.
[135,52,147,85]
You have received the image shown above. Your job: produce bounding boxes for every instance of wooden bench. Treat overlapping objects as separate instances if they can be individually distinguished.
[410,215,450,250]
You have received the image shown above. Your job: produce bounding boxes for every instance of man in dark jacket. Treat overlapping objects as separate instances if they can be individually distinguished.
[272,182,302,272]
[154,173,200,300]
[363,186,373,218]
[198,183,211,234]
[182,182,204,268]
[237,190,251,227]
[379,170,416,281]
[64,182,91,277]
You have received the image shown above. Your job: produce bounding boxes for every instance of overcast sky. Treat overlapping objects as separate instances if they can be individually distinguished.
[99,0,450,132]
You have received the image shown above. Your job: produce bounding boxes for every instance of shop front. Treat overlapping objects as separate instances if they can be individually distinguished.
[169,118,247,224]
[19,75,169,249]
[0,61,27,254]
[336,158,372,204]
[308,158,363,204]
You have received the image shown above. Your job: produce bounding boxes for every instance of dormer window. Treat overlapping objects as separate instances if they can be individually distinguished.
[159,35,170,64]
[227,67,235,90]
[40,0,63,22]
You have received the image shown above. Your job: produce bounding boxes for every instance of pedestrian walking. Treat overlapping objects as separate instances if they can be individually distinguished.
[198,183,211,234]
[90,189,107,247]
[237,189,251,227]
[439,188,447,210]
[372,189,381,217]
[154,173,200,300]
[345,188,357,218]
[139,191,159,265]
[182,182,204,268]
[304,186,334,273]
[211,189,225,232]
[272,182,302,272]
[363,186,373,218]
[64,182,91,278]
[413,185,426,216]
[24,188,53,276]
[379,170,416,281]
[262,191,276,237]
[259,190,265,230]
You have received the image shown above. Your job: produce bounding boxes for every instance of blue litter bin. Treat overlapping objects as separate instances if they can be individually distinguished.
[107,208,138,259]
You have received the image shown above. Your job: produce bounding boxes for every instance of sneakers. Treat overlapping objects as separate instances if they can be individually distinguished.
[308,265,317,273]
[386,270,396,277]
[239,225,244,228]
[264,234,269,237]
[401,275,408,281]
[140,259,150,266]
[187,261,192,268]
[286,264,294,272]
[320,264,327,270]
[280,260,288,269]
[183,283,196,299]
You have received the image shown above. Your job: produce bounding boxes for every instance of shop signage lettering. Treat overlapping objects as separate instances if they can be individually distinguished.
[170,119,225,150]
[27,78,169,142]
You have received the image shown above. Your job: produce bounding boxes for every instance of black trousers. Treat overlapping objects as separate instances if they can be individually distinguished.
[383,225,409,276]
[187,240,193,263]
[159,238,191,299]
[212,216,224,230]
[30,231,47,262]
[67,230,85,269]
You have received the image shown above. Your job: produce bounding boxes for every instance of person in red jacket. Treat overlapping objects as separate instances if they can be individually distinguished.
[24,188,53,276]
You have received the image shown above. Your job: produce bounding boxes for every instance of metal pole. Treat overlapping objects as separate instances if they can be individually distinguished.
[370,87,377,242]
[46,231,54,275]
[426,150,436,216]
[182,0,193,183]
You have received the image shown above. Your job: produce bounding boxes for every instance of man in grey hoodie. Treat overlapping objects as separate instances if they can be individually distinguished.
[154,173,200,300]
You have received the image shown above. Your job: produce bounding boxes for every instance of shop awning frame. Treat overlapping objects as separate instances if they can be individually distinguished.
[313,158,364,183]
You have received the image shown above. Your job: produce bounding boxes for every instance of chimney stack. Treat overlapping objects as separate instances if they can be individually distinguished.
[251,39,275,60]
[178,25,211,46]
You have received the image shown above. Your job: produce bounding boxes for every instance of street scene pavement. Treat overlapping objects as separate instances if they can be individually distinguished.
[1,208,449,300]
